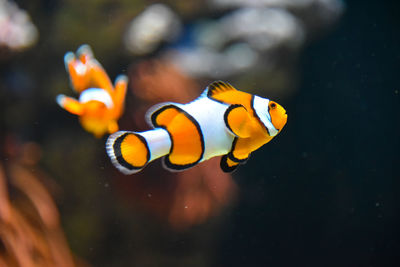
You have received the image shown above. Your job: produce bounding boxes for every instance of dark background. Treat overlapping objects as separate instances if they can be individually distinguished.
[219,1,400,266]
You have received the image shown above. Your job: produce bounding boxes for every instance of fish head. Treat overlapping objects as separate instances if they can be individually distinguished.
[252,96,287,137]
[268,101,287,134]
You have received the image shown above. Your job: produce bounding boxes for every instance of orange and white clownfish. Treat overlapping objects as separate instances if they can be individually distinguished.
[56,44,127,138]
[106,81,287,174]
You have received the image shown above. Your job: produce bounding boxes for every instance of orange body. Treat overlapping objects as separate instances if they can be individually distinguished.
[107,81,287,174]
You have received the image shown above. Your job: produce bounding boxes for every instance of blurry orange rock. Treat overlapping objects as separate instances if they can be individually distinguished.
[0,137,86,267]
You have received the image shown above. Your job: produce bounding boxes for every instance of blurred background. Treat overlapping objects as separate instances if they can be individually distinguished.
[0,0,399,266]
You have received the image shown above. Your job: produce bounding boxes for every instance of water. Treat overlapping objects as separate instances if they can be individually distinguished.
[0,1,399,266]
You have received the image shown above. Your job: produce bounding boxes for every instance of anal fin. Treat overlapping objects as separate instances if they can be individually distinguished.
[220,154,240,173]
[228,138,252,163]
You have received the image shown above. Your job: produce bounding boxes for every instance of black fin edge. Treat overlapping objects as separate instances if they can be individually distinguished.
[220,154,239,173]
[113,132,150,171]
[206,80,236,103]
[226,137,250,163]
[152,105,205,171]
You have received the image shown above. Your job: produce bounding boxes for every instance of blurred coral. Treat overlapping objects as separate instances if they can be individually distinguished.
[0,137,86,267]
[124,4,182,55]
[0,0,38,52]
[51,0,146,61]
[209,0,344,34]
[123,0,344,98]
[130,59,200,103]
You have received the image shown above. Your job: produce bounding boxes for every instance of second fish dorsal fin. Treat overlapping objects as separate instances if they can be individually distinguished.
[207,81,238,98]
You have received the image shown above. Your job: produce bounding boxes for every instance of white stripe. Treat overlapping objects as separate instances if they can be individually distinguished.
[177,97,234,161]
[138,128,171,161]
[252,96,278,136]
[79,88,114,108]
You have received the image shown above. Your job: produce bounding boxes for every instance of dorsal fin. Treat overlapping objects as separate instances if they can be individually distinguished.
[207,81,238,98]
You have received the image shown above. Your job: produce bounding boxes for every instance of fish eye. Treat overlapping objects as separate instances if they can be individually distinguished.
[269,102,277,110]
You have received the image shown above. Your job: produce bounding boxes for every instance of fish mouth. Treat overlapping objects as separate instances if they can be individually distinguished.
[283,113,288,123]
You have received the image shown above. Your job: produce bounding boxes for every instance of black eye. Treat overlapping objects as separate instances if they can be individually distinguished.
[270,102,276,109]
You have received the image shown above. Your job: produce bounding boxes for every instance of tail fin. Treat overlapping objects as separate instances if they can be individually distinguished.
[106,129,171,174]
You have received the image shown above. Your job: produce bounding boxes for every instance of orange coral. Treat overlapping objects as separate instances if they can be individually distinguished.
[0,139,86,267]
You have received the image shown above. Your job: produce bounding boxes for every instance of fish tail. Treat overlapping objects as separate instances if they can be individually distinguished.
[106,129,171,174]
[64,45,114,93]
[64,51,90,93]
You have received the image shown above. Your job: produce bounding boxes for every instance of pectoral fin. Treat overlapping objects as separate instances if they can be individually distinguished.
[56,94,84,115]
[224,104,253,138]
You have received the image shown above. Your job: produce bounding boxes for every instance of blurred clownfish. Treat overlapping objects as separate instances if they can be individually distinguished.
[56,45,127,138]
[107,81,287,174]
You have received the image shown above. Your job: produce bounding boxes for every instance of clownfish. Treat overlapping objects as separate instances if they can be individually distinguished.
[56,45,127,138]
[107,81,287,174]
